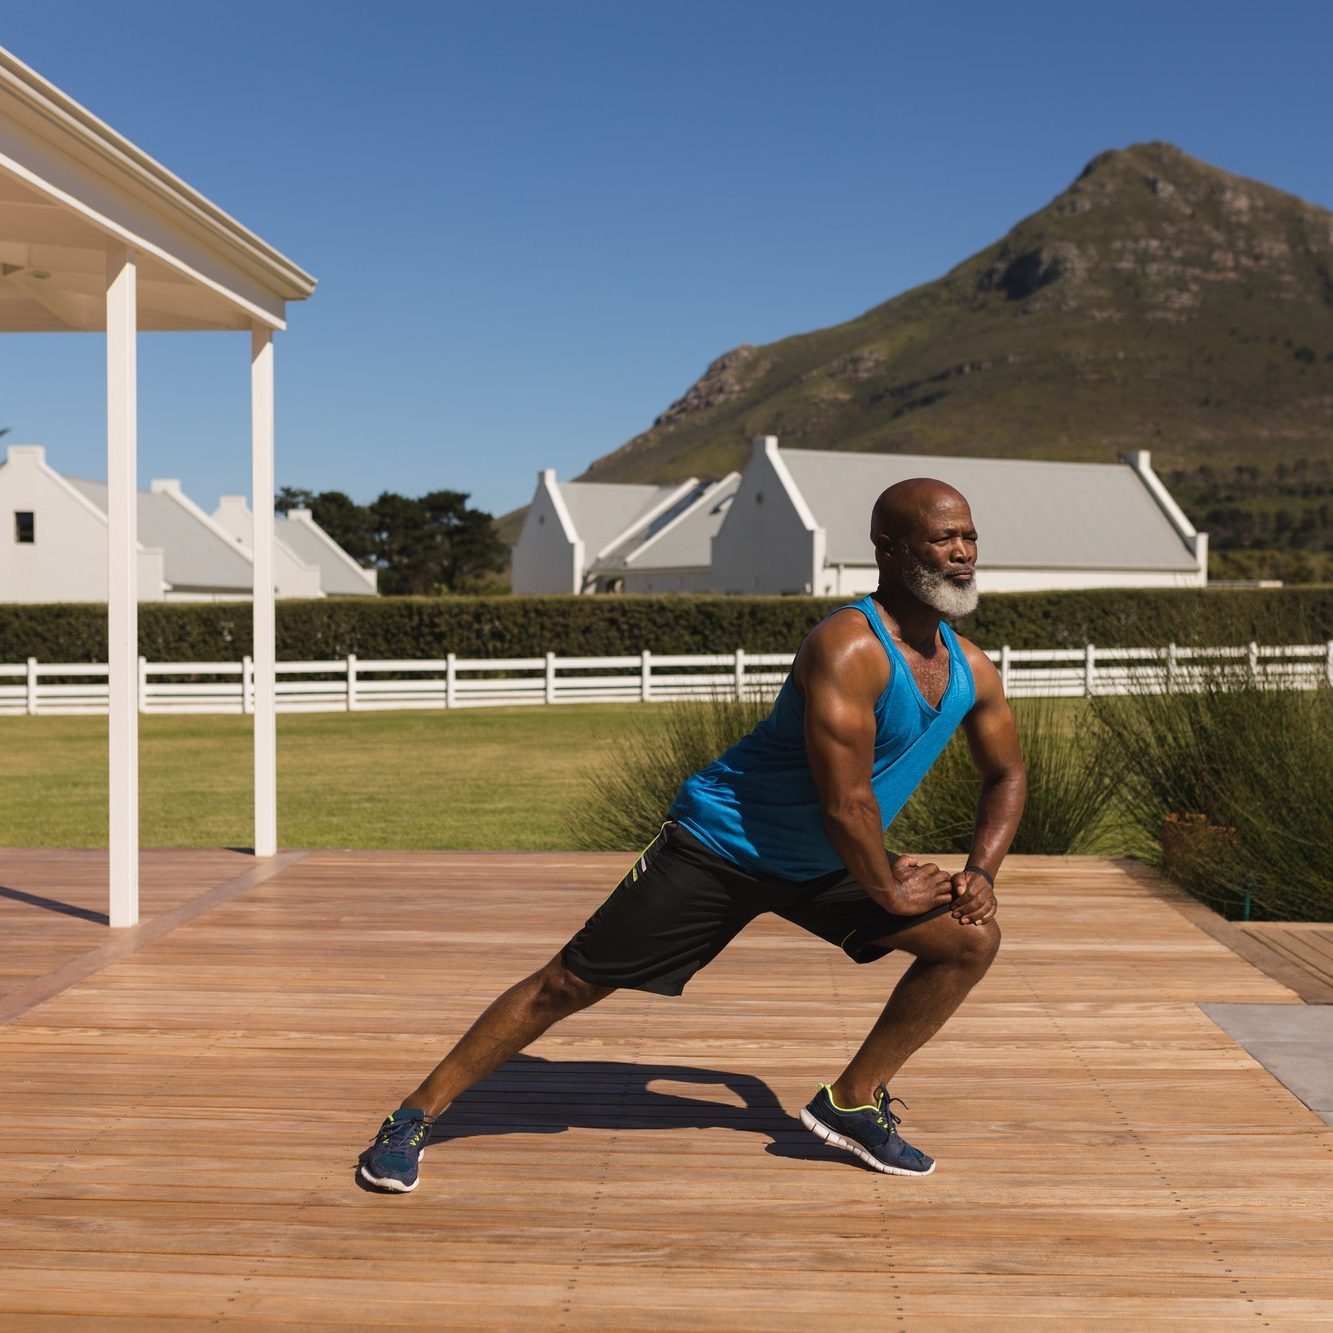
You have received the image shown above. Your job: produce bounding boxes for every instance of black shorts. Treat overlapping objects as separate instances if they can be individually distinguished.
[561,822,952,996]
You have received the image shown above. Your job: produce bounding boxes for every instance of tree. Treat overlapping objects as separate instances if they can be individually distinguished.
[308,491,376,564]
[277,485,508,593]
[369,490,507,594]
[275,486,315,513]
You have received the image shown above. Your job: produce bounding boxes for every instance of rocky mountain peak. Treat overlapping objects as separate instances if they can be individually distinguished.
[653,343,762,430]
[578,143,1333,485]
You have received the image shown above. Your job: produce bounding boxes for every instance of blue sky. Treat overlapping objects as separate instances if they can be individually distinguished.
[3,1,1332,517]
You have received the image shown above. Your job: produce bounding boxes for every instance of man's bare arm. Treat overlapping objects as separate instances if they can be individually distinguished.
[796,618,953,916]
[950,642,1027,925]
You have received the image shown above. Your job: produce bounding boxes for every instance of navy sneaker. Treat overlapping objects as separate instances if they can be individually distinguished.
[800,1084,935,1176]
[358,1108,431,1192]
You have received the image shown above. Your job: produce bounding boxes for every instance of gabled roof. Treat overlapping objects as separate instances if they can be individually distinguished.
[68,477,253,589]
[277,512,375,595]
[557,480,692,560]
[778,449,1199,571]
[597,473,742,572]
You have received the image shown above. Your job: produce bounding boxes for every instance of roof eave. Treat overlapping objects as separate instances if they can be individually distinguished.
[0,47,316,301]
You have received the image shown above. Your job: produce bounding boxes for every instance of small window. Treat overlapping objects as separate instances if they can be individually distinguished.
[14,511,34,543]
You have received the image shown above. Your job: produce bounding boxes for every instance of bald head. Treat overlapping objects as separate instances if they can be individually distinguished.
[869,477,980,617]
[870,477,971,551]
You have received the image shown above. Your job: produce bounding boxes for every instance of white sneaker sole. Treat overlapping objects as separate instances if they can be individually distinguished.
[359,1147,424,1193]
[800,1107,936,1176]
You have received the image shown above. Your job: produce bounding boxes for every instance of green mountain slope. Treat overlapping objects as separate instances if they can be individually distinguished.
[579,142,1333,486]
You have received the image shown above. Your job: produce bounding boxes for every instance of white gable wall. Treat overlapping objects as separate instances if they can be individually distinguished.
[281,509,377,594]
[511,469,582,594]
[0,445,165,601]
[711,438,824,594]
[0,445,381,604]
[209,494,325,598]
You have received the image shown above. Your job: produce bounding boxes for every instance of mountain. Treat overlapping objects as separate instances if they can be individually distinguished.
[579,143,1333,486]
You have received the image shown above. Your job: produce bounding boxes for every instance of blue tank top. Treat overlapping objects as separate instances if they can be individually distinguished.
[669,595,976,881]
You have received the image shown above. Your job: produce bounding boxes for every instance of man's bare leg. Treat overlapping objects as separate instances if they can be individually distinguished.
[829,914,1000,1107]
[401,955,613,1119]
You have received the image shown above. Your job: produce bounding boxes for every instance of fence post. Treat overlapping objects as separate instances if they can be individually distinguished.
[346,654,357,712]
[445,652,456,709]
[1249,640,1259,683]
[641,649,653,703]
[1084,643,1096,697]
[138,656,148,714]
[545,651,557,705]
[25,657,37,715]
[1166,641,1177,693]
[1325,640,1333,688]
[734,648,745,701]
[242,655,254,715]
[999,644,1011,693]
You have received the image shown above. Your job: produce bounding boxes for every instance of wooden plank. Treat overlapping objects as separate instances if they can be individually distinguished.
[0,849,308,1024]
[0,848,264,998]
[0,850,1328,1328]
[1122,858,1333,1002]
[1238,924,1333,990]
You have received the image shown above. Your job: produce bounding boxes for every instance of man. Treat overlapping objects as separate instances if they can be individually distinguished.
[359,477,1026,1191]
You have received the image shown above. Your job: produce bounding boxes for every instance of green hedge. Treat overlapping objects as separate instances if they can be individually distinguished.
[1,587,1329,663]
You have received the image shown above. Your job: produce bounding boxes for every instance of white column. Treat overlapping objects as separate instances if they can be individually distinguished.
[251,324,277,857]
[107,245,139,927]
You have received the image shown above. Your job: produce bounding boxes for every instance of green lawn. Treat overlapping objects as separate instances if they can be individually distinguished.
[3,698,1123,855]
[1,705,675,850]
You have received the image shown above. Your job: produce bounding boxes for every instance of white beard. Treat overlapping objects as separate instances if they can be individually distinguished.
[898,547,980,618]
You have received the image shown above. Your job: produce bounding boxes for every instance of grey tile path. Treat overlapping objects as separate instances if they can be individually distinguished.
[1201,1002,1333,1125]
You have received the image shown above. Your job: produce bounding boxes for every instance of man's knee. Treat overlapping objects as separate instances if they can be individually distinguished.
[955,917,1001,972]
[532,956,612,1016]
[893,914,1000,970]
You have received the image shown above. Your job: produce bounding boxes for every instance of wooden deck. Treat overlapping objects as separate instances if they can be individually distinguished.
[1,849,1330,1328]
[1233,924,1333,1002]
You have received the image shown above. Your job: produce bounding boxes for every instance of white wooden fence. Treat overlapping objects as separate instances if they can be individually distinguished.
[1,643,1330,717]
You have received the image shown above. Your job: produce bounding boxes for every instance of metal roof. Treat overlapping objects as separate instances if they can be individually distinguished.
[558,481,684,560]
[601,474,743,572]
[779,450,1199,571]
[69,477,255,589]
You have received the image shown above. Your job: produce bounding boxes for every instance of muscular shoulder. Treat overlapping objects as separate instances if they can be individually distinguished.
[953,632,1004,705]
[793,608,890,701]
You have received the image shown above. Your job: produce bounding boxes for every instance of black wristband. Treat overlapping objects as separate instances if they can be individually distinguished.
[964,864,994,887]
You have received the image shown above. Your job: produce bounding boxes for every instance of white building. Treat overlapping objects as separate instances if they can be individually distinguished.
[514,437,1207,597]
[711,438,1206,595]
[212,495,376,596]
[511,468,741,593]
[0,444,374,601]
[591,473,741,593]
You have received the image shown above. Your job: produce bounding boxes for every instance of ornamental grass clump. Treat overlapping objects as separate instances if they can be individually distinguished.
[1091,678,1333,921]
[569,694,772,852]
[1087,589,1333,921]
[888,697,1127,856]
